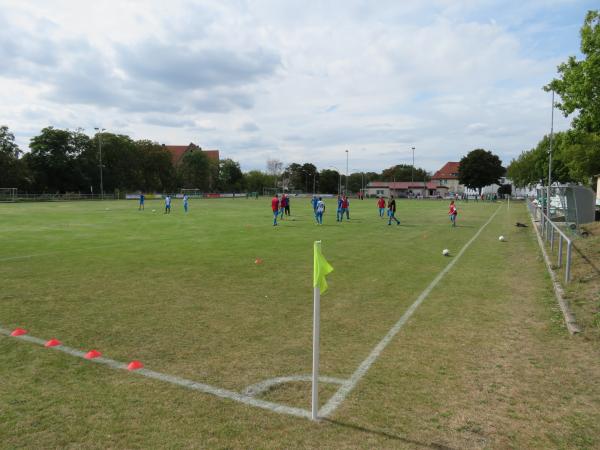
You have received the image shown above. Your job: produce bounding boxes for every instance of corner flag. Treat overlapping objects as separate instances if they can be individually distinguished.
[312,240,333,420]
[313,241,334,294]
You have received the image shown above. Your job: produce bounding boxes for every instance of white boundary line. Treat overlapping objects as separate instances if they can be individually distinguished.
[2,206,501,421]
[318,206,502,418]
[0,327,312,419]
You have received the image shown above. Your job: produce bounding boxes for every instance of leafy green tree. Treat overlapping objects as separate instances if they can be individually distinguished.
[318,169,340,194]
[0,125,29,189]
[546,10,600,133]
[458,149,504,194]
[25,127,90,192]
[135,140,176,192]
[283,163,303,190]
[218,158,244,192]
[300,163,318,193]
[179,150,211,190]
[243,170,276,193]
[562,131,600,185]
[381,164,429,182]
[506,132,571,187]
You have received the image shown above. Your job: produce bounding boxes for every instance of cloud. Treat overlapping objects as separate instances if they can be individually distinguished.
[0,0,588,171]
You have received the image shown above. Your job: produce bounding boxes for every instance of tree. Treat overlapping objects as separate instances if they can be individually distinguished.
[25,127,90,192]
[381,164,429,182]
[218,159,243,192]
[243,170,276,193]
[319,169,340,194]
[562,130,600,186]
[458,149,504,194]
[506,132,571,187]
[283,163,303,190]
[135,140,176,192]
[179,150,211,190]
[545,10,600,133]
[0,125,29,189]
[300,163,318,193]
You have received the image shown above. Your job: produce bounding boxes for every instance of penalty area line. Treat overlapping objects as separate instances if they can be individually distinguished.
[0,327,311,420]
[319,206,502,418]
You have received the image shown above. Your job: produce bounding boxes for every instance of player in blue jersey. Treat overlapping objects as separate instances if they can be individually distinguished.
[164,195,171,214]
[139,193,145,210]
[183,194,189,213]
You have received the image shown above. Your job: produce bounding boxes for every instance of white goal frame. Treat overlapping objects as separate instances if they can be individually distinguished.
[0,188,17,202]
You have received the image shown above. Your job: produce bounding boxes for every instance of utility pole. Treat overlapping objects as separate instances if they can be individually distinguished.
[345,149,349,194]
[411,147,415,183]
[547,91,554,219]
[94,127,106,199]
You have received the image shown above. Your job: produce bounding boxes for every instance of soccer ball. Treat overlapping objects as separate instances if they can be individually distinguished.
[499,236,505,242]
[442,249,449,256]
[152,209,156,212]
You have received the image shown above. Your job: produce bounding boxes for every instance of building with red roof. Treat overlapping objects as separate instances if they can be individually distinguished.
[162,143,220,166]
[431,162,464,194]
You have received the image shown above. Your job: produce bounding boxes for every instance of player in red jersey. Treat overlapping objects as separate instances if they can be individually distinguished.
[271,194,280,226]
[448,200,457,227]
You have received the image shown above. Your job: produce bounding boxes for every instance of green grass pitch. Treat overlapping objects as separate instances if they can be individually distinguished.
[1,198,599,448]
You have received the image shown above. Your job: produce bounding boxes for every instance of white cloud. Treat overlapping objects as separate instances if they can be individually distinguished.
[0,0,587,173]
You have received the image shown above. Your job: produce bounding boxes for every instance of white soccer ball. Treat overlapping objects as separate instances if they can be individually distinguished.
[152,209,156,212]
[442,249,449,256]
[499,236,505,242]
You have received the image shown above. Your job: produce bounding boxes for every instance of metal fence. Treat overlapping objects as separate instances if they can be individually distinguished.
[528,200,572,283]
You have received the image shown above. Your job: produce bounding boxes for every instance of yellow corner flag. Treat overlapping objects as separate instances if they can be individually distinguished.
[313,241,334,293]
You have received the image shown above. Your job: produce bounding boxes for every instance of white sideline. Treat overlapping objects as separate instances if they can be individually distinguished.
[0,327,312,419]
[318,206,502,418]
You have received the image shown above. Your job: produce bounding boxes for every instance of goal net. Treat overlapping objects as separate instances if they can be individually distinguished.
[0,188,17,202]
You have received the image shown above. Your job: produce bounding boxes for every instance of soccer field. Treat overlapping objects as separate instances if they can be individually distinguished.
[1,198,599,449]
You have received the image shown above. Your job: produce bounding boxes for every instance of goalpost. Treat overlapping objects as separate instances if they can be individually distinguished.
[0,188,17,202]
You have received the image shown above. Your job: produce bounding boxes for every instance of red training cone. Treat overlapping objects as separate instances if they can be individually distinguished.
[127,360,144,371]
[84,350,102,359]
[10,328,28,337]
[255,258,263,265]
[45,338,61,347]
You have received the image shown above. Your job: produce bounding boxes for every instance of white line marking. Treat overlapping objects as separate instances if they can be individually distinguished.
[242,375,347,397]
[319,206,502,418]
[0,327,311,419]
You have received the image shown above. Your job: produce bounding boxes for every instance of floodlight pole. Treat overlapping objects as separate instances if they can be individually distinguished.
[345,150,349,194]
[94,127,106,199]
[547,91,554,219]
[411,147,415,183]
[330,166,341,196]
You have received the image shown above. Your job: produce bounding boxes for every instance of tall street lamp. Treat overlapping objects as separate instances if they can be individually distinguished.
[352,168,364,197]
[329,166,342,196]
[411,146,415,183]
[94,127,106,199]
[547,91,554,219]
[345,149,349,194]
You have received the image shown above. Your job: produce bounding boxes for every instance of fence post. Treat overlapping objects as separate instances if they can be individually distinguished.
[557,235,563,268]
[550,226,555,251]
[565,241,572,283]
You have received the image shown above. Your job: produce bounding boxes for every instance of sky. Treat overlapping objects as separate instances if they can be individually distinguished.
[0,0,595,174]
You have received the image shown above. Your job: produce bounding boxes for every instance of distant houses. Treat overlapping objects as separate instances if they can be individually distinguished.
[364,181,448,198]
[431,162,463,194]
[162,143,220,166]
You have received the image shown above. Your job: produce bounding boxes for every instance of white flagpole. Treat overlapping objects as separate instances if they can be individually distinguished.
[311,284,321,420]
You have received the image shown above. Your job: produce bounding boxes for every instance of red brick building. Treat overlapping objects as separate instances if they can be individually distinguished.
[162,143,220,166]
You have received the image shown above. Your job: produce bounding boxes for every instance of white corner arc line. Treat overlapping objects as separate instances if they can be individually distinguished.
[0,327,311,419]
[242,375,347,397]
[319,206,502,418]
